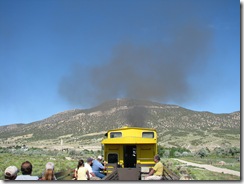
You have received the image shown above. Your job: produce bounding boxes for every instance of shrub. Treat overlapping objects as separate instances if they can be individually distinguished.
[174,151,182,157]
[196,147,210,158]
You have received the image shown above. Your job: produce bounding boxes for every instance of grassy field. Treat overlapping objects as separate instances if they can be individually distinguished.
[187,167,240,180]
[0,153,78,180]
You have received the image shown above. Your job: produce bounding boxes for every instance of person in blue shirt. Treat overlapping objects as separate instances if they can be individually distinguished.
[91,155,106,179]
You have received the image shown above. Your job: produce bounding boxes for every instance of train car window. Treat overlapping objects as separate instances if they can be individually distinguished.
[142,132,154,138]
[110,132,122,138]
[108,153,118,163]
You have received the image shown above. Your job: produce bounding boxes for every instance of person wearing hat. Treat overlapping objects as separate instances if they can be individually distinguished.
[15,161,39,180]
[41,162,57,180]
[4,166,19,180]
[85,157,101,180]
[91,155,106,179]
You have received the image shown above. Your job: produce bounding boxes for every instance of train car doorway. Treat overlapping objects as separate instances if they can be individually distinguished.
[123,145,136,168]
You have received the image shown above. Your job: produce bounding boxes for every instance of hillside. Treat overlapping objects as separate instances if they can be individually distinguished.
[0,99,240,151]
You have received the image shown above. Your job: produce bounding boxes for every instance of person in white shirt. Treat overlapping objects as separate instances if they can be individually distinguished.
[85,157,101,180]
[15,161,39,180]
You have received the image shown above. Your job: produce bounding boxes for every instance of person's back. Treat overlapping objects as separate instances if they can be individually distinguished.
[74,159,90,180]
[91,159,101,172]
[15,175,39,180]
[85,158,101,180]
[41,162,57,180]
[153,161,163,176]
[77,167,88,180]
[92,156,106,179]
[15,161,39,180]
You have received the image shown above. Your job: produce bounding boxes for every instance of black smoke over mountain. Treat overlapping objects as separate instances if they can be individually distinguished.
[126,106,148,127]
[58,6,213,109]
[59,31,212,107]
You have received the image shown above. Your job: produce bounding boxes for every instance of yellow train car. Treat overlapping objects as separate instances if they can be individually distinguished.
[101,126,157,168]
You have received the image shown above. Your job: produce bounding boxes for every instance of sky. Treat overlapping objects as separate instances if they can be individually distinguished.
[0,0,240,126]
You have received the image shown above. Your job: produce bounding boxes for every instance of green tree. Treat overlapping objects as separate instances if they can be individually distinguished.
[196,147,209,158]
[229,147,240,157]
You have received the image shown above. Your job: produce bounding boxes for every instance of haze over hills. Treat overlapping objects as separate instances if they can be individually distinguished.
[0,99,240,151]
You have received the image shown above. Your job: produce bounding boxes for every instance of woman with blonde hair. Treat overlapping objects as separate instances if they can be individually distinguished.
[42,162,56,180]
[74,159,90,180]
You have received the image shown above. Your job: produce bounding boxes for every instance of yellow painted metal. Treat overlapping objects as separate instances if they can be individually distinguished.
[102,127,157,167]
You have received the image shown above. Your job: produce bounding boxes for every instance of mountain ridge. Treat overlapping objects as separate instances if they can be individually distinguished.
[0,99,240,151]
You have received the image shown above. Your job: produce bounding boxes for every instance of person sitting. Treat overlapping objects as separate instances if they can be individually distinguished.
[92,155,106,179]
[15,161,39,180]
[41,162,57,180]
[145,155,163,180]
[4,166,19,180]
[85,157,101,180]
[74,159,90,180]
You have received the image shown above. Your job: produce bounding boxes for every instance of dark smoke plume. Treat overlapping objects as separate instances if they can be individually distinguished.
[59,17,213,108]
[126,106,148,127]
